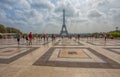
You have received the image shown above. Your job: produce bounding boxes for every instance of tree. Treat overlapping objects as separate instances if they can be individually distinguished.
[0,24,7,33]
[109,31,120,37]
[6,27,22,34]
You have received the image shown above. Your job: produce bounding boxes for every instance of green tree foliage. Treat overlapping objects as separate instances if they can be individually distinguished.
[6,27,22,34]
[0,24,7,33]
[22,33,27,36]
[110,31,120,37]
[0,24,22,34]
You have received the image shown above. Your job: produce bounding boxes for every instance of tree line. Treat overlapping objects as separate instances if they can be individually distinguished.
[109,31,120,37]
[0,24,22,34]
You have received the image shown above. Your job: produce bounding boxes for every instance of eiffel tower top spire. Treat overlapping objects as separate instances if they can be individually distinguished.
[63,9,65,25]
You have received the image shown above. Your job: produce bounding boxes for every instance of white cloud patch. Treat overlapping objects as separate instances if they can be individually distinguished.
[108,8,120,26]
[29,0,55,10]
[0,0,120,33]
[87,9,102,18]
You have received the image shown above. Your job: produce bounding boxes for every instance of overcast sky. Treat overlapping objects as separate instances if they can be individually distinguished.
[0,0,120,34]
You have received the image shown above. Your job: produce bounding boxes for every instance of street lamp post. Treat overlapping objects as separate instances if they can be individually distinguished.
[116,27,118,31]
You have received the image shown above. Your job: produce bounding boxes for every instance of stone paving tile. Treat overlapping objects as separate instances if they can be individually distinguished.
[0,66,22,77]
[104,48,120,54]
[0,47,39,64]
[91,46,120,64]
[33,47,120,69]
[0,64,8,72]
[0,38,120,77]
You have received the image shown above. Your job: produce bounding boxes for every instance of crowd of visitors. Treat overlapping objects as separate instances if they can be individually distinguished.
[15,32,115,46]
[16,32,57,46]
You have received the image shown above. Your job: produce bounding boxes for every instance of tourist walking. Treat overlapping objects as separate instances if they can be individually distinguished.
[51,34,55,41]
[16,33,20,46]
[28,32,33,45]
[25,35,29,45]
[46,34,49,41]
[43,34,46,41]
[78,34,80,40]
[104,34,107,41]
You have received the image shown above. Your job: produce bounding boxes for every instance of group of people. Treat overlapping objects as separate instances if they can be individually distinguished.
[104,33,114,41]
[16,32,114,46]
[16,32,57,46]
[16,32,33,46]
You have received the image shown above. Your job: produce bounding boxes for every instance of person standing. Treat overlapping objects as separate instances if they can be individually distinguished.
[51,34,54,41]
[28,32,33,45]
[16,33,20,46]
[25,35,29,45]
[46,34,49,41]
[78,34,80,40]
[104,34,107,41]
[43,34,46,41]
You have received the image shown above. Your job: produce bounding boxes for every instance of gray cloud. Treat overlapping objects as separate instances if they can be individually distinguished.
[0,0,120,33]
[87,9,102,18]
[108,8,120,27]
[29,0,55,10]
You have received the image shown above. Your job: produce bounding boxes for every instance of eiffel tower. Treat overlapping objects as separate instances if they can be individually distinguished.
[60,9,69,36]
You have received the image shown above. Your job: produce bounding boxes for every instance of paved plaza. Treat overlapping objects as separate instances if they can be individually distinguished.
[0,38,120,77]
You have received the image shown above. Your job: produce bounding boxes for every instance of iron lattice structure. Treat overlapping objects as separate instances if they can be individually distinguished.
[60,9,69,36]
